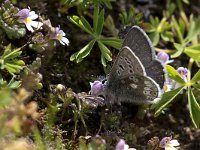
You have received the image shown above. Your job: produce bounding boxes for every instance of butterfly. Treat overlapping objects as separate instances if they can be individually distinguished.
[90,26,165,105]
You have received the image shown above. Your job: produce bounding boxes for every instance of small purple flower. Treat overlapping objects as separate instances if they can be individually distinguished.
[177,67,188,76]
[89,80,104,96]
[159,137,180,150]
[51,27,69,46]
[115,139,136,150]
[16,8,43,32]
[157,52,173,64]
[177,67,188,83]
[115,139,129,150]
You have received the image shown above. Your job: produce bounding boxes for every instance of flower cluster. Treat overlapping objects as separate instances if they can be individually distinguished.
[16,7,69,46]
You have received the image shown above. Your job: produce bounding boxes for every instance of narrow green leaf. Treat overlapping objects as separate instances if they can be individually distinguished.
[149,32,160,46]
[96,9,104,36]
[184,45,200,61]
[178,18,185,36]
[171,43,184,58]
[80,16,94,34]
[8,77,21,89]
[5,65,17,74]
[98,42,112,61]
[67,15,81,27]
[76,40,96,61]
[68,16,93,35]
[3,48,22,60]
[152,86,185,116]
[100,37,122,49]
[101,54,107,67]
[2,44,12,57]
[184,18,200,43]
[70,52,78,61]
[191,70,200,83]
[172,16,184,44]
[93,1,99,33]
[188,88,200,128]
[193,84,200,90]
[166,65,185,84]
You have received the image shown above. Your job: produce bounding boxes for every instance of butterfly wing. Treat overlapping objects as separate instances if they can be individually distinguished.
[108,46,146,84]
[106,74,161,104]
[122,26,165,88]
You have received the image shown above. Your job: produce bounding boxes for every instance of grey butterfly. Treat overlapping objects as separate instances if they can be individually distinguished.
[90,26,165,104]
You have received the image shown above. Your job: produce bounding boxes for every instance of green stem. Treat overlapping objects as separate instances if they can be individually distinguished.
[188,58,194,82]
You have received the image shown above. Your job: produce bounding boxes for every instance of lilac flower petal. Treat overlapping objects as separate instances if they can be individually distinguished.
[115,139,126,150]
[177,67,188,76]
[89,81,104,96]
[58,30,66,36]
[16,8,30,17]
[157,51,169,64]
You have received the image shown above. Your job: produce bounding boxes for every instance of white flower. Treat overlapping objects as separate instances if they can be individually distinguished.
[160,137,180,150]
[51,27,69,46]
[16,8,43,32]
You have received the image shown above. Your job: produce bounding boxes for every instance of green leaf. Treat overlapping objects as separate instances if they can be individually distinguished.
[93,1,99,33]
[188,88,200,128]
[184,17,200,43]
[76,40,96,61]
[178,18,185,36]
[171,43,185,58]
[152,86,185,116]
[166,65,185,84]
[70,51,78,61]
[68,16,94,35]
[149,32,160,46]
[100,37,122,49]
[191,69,200,83]
[193,84,200,90]
[3,48,22,60]
[161,31,174,42]
[184,44,200,61]
[101,54,107,67]
[7,77,21,89]
[172,16,184,44]
[80,16,94,35]
[98,42,112,61]
[95,9,104,36]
